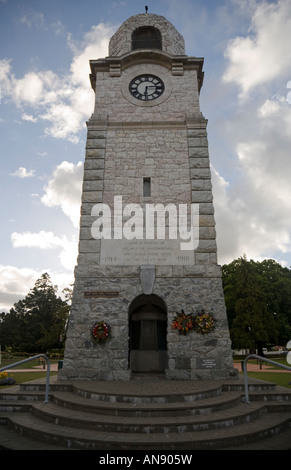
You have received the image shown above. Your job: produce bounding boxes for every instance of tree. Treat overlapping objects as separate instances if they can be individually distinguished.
[222,256,286,352]
[255,259,291,344]
[0,273,70,353]
[0,307,24,349]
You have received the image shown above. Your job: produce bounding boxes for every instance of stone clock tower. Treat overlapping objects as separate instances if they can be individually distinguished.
[59,13,236,381]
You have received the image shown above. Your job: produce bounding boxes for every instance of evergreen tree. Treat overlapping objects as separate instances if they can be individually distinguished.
[256,259,291,344]
[0,273,70,353]
[223,257,279,351]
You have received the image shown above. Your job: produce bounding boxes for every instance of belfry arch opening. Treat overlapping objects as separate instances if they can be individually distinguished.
[129,294,168,373]
[132,26,162,50]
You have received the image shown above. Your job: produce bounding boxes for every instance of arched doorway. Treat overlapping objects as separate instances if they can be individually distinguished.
[129,294,168,373]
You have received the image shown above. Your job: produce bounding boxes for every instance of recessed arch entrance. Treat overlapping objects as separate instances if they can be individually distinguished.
[129,294,168,373]
[131,26,162,51]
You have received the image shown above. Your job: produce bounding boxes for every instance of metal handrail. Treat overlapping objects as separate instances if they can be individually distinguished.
[0,354,50,403]
[243,354,291,403]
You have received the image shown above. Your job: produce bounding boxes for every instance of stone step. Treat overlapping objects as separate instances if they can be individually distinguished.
[1,395,289,419]
[31,400,267,433]
[0,417,70,450]
[1,376,291,450]
[52,390,242,417]
[222,380,277,393]
[22,379,279,403]
[70,381,224,404]
[223,427,291,450]
[248,387,291,403]
[0,391,48,402]
[0,400,32,413]
[5,410,291,450]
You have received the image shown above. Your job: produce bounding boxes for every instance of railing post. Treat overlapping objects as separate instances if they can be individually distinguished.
[243,361,250,403]
[243,353,291,404]
[0,354,50,403]
[43,355,50,403]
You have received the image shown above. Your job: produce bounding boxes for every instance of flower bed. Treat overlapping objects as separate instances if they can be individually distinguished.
[0,370,15,386]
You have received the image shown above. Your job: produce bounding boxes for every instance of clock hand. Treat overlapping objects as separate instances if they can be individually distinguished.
[144,86,149,100]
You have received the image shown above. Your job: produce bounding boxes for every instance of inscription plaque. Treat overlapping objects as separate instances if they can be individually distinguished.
[100,239,195,266]
[84,291,119,298]
[197,358,221,370]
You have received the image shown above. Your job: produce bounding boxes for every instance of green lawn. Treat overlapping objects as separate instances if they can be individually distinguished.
[1,370,58,387]
[3,370,290,390]
[236,356,291,389]
[1,356,291,391]
[242,371,291,389]
[0,355,58,389]
[1,355,49,369]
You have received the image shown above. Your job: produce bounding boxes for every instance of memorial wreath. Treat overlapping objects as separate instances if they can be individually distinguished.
[91,321,111,343]
[193,310,216,335]
[171,310,194,335]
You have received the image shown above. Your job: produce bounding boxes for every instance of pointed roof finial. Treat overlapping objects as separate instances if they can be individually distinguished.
[145,5,148,13]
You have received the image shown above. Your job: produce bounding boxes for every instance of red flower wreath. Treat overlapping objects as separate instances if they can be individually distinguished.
[171,310,194,335]
[91,321,111,343]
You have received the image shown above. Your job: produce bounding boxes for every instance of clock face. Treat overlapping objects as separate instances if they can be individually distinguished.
[129,74,164,101]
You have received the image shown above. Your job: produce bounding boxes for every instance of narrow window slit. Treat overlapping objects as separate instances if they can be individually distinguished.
[143,177,151,197]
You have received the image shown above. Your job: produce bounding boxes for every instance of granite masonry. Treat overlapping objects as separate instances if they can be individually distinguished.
[59,13,237,381]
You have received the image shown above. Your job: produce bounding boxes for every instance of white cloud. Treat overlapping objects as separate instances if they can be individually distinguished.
[0,264,74,312]
[21,113,38,123]
[69,23,115,88]
[11,230,78,272]
[58,237,78,271]
[208,1,291,266]
[211,167,243,264]
[213,90,291,265]
[50,20,65,37]
[11,231,64,249]
[0,265,41,311]
[223,0,291,99]
[258,98,281,118]
[20,11,45,29]
[213,164,291,265]
[0,23,114,142]
[40,103,83,143]
[37,151,48,157]
[14,72,44,106]
[11,167,35,178]
[257,93,291,137]
[0,59,12,98]
[287,81,291,104]
[20,10,65,36]
[41,161,83,227]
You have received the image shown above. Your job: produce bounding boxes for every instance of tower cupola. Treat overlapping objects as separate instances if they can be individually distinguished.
[108,13,185,57]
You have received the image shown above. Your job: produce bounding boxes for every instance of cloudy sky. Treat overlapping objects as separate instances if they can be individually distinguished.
[1,0,291,311]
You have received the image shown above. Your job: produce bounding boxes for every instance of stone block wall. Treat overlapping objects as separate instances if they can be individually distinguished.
[75,115,218,274]
[59,116,236,381]
[93,66,201,124]
[60,265,235,381]
[59,13,236,382]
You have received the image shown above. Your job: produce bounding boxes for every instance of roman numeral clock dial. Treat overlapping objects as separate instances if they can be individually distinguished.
[129,74,164,101]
